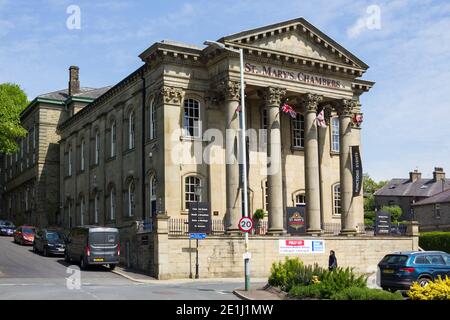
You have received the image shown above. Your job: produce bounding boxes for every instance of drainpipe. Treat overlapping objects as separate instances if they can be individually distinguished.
[141,70,146,222]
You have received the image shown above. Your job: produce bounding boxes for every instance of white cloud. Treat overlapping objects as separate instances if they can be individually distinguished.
[347,17,366,38]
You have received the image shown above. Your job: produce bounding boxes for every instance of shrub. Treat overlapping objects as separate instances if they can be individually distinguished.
[380,205,403,223]
[253,209,265,220]
[407,276,450,300]
[268,258,327,292]
[331,287,403,300]
[289,284,322,299]
[312,267,367,299]
[419,232,450,253]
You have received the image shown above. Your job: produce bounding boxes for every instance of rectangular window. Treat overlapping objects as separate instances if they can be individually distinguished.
[80,141,85,171]
[260,108,268,149]
[183,99,201,138]
[292,114,305,148]
[331,117,340,152]
[111,123,116,158]
[150,100,157,140]
[95,133,100,165]
[68,148,72,176]
[333,184,341,215]
[185,176,201,210]
[435,204,441,219]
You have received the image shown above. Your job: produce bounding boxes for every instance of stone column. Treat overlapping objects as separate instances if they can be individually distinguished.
[338,99,357,235]
[263,87,286,235]
[303,93,323,235]
[222,80,242,234]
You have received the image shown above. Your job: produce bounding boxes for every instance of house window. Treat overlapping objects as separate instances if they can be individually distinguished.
[80,140,85,171]
[185,176,201,210]
[261,108,268,147]
[292,113,305,148]
[128,111,135,149]
[295,193,306,207]
[331,117,340,152]
[68,202,72,228]
[128,180,135,217]
[333,183,341,215]
[110,122,116,158]
[80,197,85,226]
[95,131,100,165]
[94,192,99,224]
[150,176,157,218]
[109,187,116,221]
[435,204,441,219]
[149,99,156,140]
[68,147,73,176]
[183,99,201,138]
[263,180,269,212]
[25,189,29,211]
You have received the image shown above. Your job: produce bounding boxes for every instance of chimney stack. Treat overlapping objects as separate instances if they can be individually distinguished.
[409,169,422,182]
[68,66,80,96]
[433,167,445,182]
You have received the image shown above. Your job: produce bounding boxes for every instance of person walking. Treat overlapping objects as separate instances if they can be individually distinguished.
[328,250,338,271]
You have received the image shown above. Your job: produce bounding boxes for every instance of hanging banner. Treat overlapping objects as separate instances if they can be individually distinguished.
[279,239,325,254]
[351,146,363,196]
[286,207,307,235]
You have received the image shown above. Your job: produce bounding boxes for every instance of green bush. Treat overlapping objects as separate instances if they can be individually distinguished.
[312,267,367,299]
[380,205,403,223]
[419,232,450,253]
[253,209,265,220]
[268,258,328,292]
[331,287,404,300]
[289,285,322,299]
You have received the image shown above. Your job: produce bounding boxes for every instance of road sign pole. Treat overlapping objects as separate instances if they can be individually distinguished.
[195,238,199,279]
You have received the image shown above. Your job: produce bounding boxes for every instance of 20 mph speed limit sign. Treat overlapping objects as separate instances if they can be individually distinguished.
[239,217,254,233]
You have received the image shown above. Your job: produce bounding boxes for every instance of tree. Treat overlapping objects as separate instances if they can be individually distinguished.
[363,174,388,225]
[0,83,28,154]
[380,205,403,224]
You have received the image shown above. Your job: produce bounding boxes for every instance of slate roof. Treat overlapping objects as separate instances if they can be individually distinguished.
[374,178,450,197]
[38,87,112,101]
[413,189,450,206]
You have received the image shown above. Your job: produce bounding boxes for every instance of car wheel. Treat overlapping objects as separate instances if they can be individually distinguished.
[109,264,116,271]
[80,256,87,270]
[418,277,431,287]
[43,247,48,257]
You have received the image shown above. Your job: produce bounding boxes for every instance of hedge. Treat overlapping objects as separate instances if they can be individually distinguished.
[419,232,450,253]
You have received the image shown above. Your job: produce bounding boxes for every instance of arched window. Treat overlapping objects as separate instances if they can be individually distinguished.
[95,131,100,165]
[149,98,156,140]
[110,121,116,158]
[68,146,73,176]
[94,192,99,224]
[292,113,305,148]
[331,117,340,152]
[128,111,135,149]
[150,176,157,217]
[128,180,135,217]
[333,183,341,215]
[80,139,85,171]
[183,99,201,138]
[80,196,85,226]
[110,187,116,221]
[294,193,306,207]
[185,176,201,210]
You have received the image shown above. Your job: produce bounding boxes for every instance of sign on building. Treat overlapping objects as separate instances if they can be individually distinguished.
[375,211,391,235]
[351,146,363,196]
[286,207,307,235]
[279,239,325,254]
[188,202,212,234]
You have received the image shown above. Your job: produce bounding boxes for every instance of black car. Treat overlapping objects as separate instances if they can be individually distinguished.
[0,220,16,236]
[65,226,120,270]
[33,229,66,256]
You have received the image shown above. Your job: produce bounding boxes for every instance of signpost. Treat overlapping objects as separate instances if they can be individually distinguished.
[188,200,211,279]
[375,211,391,235]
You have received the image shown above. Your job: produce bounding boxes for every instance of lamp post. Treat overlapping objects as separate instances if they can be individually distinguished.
[194,183,203,279]
[204,40,250,291]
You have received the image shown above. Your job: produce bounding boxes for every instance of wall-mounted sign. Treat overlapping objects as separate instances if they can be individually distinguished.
[245,63,343,89]
[351,146,363,196]
[286,207,307,235]
[188,202,212,234]
[375,211,391,235]
[279,239,325,254]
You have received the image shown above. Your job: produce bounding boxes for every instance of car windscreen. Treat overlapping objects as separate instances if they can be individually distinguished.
[23,228,35,234]
[381,255,409,265]
[89,232,118,245]
[46,232,63,241]
[1,221,14,227]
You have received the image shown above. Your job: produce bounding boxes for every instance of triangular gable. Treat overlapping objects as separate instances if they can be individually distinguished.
[219,17,368,70]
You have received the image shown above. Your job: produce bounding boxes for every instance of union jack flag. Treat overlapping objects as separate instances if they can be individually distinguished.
[281,103,297,118]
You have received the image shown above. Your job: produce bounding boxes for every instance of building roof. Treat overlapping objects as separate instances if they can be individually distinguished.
[38,87,112,101]
[413,189,450,206]
[374,178,450,197]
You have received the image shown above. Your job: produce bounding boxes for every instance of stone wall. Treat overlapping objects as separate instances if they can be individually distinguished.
[413,203,450,232]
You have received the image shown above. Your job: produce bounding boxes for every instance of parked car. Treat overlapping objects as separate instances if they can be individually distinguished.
[0,220,16,236]
[378,251,450,291]
[13,226,36,245]
[33,229,66,256]
[65,226,120,270]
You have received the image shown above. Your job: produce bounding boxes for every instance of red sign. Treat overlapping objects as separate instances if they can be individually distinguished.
[285,240,305,246]
[239,217,254,233]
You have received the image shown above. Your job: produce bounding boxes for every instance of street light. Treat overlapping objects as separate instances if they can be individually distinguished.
[194,182,203,279]
[204,40,250,291]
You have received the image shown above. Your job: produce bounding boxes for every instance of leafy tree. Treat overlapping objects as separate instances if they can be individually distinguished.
[363,174,388,225]
[380,205,403,224]
[0,83,28,153]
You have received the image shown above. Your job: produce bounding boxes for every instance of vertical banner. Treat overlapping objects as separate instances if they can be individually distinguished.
[351,146,363,196]
[286,207,307,235]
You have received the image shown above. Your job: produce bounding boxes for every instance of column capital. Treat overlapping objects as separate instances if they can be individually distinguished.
[218,79,241,101]
[302,93,323,113]
[261,87,286,106]
[336,99,358,118]
[160,86,183,105]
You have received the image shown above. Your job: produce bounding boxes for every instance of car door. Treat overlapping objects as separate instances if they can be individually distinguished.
[427,254,447,280]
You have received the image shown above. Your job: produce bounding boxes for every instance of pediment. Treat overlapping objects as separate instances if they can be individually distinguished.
[220,18,368,70]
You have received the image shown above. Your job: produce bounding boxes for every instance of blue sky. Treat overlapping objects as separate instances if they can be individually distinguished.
[1,0,449,181]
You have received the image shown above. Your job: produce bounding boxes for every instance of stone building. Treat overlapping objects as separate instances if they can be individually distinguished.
[0,66,109,226]
[374,168,450,220]
[412,189,450,232]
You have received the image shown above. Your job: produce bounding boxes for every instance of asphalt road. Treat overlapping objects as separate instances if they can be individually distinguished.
[0,236,247,300]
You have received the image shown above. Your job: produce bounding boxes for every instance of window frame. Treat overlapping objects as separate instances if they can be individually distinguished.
[128,111,135,150]
[184,175,202,211]
[128,180,135,217]
[94,131,100,165]
[292,113,305,149]
[183,99,201,138]
[110,121,116,158]
[331,117,340,153]
[333,183,341,216]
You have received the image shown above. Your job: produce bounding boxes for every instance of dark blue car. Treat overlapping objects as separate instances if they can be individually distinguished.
[0,220,16,236]
[378,251,450,291]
